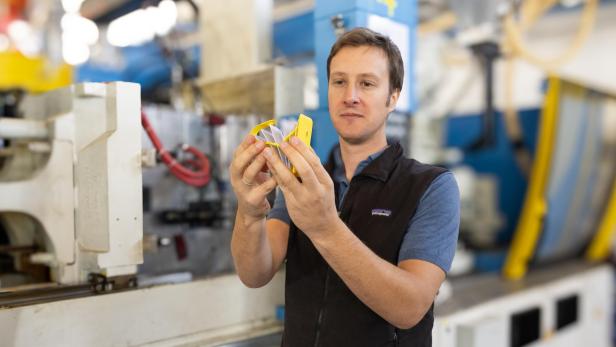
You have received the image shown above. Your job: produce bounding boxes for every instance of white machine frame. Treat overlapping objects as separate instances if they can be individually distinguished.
[0,82,143,284]
[0,272,284,346]
[434,263,613,347]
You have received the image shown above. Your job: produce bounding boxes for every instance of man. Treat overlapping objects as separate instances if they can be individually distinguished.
[229,27,459,346]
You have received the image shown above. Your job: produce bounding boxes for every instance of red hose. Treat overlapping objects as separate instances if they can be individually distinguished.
[141,111,211,187]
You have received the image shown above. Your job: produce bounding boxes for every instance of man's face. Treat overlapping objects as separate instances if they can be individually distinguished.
[328,45,399,145]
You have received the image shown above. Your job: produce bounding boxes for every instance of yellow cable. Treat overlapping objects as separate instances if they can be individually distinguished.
[418,11,458,37]
[503,0,598,72]
[520,0,561,30]
[503,77,560,280]
[501,0,597,177]
[586,178,616,261]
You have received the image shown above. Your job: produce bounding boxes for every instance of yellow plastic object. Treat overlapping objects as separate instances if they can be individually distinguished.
[585,178,616,261]
[250,119,276,138]
[0,52,72,93]
[284,113,313,148]
[503,77,561,280]
[250,114,313,176]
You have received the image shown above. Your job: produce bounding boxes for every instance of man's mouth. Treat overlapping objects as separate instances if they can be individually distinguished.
[340,112,363,119]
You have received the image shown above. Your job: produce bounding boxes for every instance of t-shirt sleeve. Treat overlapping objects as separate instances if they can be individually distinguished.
[267,188,291,225]
[397,172,460,274]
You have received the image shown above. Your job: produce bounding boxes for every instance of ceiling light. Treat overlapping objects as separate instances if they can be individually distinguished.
[7,20,31,42]
[156,0,178,36]
[8,20,41,57]
[106,1,178,47]
[61,13,99,45]
[0,34,9,52]
[62,0,85,13]
[62,33,90,65]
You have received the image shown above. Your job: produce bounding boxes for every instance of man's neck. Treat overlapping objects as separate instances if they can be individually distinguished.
[339,136,388,181]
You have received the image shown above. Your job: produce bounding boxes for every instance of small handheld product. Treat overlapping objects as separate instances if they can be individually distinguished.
[250,113,313,176]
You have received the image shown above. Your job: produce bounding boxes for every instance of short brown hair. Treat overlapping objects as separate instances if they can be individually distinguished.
[326,27,404,96]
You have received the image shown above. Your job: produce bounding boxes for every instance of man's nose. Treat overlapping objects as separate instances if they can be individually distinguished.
[343,85,360,106]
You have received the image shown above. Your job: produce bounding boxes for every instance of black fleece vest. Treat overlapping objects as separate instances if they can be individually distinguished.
[282,143,447,347]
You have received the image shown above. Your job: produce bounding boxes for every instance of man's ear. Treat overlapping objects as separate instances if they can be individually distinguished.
[386,89,400,112]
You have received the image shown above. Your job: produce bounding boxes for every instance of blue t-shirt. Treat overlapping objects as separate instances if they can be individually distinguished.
[267,147,460,273]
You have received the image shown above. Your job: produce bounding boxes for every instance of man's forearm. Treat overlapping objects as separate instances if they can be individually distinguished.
[311,219,435,329]
[230,211,275,288]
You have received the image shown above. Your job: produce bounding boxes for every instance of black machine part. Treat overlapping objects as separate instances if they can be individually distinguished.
[467,41,500,151]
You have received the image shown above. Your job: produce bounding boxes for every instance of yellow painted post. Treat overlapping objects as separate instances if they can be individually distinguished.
[585,179,616,261]
[503,77,561,280]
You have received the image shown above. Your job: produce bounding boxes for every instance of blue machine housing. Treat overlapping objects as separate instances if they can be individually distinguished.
[273,11,315,61]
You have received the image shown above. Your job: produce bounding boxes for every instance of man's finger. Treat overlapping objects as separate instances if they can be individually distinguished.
[233,134,256,159]
[254,176,277,197]
[289,136,330,184]
[243,154,267,185]
[279,142,319,187]
[263,147,301,193]
[267,162,282,186]
[230,141,265,180]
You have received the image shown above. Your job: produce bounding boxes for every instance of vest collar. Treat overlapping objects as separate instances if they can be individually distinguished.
[324,141,403,183]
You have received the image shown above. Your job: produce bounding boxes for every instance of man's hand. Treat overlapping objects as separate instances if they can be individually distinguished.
[263,137,339,240]
[229,135,277,226]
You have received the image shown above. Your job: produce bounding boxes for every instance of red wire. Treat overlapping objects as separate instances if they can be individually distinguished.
[141,111,211,187]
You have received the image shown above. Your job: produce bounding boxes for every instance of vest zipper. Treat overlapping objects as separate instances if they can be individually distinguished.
[393,329,398,346]
[313,267,331,347]
[314,179,345,346]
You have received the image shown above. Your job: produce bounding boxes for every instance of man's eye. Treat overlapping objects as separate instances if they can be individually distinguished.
[332,80,345,86]
[361,81,375,88]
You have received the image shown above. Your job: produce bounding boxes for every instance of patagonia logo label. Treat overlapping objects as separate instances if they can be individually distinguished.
[371,209,392,217]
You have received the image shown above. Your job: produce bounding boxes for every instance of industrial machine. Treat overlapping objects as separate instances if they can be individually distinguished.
[0,82,284,346]
[0,82,143,287]
[434,77,616,347]
[415,0,616,345]
[1,0,615,346]
[0,2,296,345]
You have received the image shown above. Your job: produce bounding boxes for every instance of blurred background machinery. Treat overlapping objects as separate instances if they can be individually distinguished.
[0,82,143,287]
[0,0,616,346]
